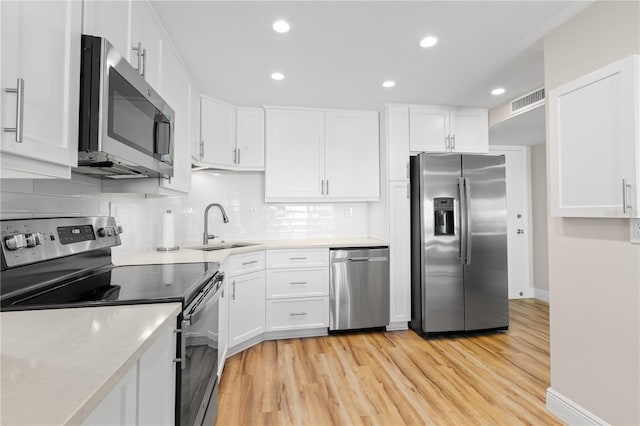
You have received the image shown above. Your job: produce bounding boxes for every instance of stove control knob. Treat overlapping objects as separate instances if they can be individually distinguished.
[34,232,44,245]
[5,234,26,251]
[25,233,38,247]
[97,227,108,238]
[117,225,123,234]
[107,227,114,237]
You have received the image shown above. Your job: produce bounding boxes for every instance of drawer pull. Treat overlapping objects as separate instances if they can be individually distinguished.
[289,257,307,260]
[289,312,308,317]
[242,260,258,266]
[289,281,307,285]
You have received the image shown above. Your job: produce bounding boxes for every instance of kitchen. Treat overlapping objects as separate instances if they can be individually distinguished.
[1,1,639,425]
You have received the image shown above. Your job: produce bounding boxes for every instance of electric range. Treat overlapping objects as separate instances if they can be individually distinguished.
[1,216,223,426]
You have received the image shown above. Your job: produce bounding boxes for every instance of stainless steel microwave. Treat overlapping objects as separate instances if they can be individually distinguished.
[77,35,174,179]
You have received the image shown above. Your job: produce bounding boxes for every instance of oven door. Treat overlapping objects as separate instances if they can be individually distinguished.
[178,271,224,426]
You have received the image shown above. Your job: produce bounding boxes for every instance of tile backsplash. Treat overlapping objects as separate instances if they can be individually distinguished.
[0,171,370,251]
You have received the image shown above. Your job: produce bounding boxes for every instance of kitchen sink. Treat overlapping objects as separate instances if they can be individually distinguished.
[190,242,259,251]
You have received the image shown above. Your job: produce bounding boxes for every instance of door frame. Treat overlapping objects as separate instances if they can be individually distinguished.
[488,145,533,299]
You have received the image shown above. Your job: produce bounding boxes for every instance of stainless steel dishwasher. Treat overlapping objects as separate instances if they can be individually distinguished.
[329,247,390,331]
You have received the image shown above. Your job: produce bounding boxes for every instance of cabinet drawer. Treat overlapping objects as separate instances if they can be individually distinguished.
[226,251,265,276]
[266,297,329,331]
[266,249,329,269]
[266,268,329,299]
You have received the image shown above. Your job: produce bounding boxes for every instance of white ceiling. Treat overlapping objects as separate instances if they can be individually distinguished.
[152,1,591,110]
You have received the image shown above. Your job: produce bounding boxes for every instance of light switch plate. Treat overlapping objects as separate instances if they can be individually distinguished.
[630,218,640,244]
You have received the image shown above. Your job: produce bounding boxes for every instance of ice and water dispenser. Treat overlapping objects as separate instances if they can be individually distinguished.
[433,197,454,236]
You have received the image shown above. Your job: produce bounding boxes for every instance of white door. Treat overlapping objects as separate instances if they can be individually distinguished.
[409,106,449,152]
[1,0,81,178]
[159,45,190,193]
[130,0,163,90]
[489,146,532,298]
[450,108,489,153]
[200,96,236,167]
[82,0,131,60]
[386,106,410,181]
[388,181,411,326]
[236,107,264,170]
[265,109,325,200]
[228,270,265,348]
[324,110,379,199]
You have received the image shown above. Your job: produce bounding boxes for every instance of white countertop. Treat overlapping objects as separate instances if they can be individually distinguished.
[113,237,388,266]
[0,303,181,425]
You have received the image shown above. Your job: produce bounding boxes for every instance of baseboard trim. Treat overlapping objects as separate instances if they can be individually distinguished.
[534,288,549,302]
[386,321,409,331]
[546,388,608,425]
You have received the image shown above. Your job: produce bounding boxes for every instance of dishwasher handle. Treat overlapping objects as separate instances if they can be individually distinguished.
[347,256,388,262]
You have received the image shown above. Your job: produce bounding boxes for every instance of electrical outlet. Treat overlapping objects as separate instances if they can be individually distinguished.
[343,207,353,217]
[630,218,640,244]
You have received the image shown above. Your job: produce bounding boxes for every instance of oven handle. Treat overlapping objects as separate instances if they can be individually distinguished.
[187,272,225,317]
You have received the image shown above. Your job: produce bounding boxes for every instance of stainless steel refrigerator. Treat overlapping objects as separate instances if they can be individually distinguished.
[410,153,508,335]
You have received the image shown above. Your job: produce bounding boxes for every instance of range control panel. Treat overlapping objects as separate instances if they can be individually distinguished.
[1,217,123,269]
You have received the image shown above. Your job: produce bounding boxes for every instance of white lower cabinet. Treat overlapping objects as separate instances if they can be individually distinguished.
[228,269,266,348]
[266,297,329,331]
[388,181,411,325]
[265,249,329,333]
[83,318,176,426]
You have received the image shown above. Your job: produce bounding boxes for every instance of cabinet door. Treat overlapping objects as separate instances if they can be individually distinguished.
[82,0,131,60]
[324,110,379,200]
[409,106,450,153]
[228,270,265,348]
[550,55,638,218]
[236,107,264,170]
[159,45,191,193]
[265,109,325,200]
[387,106,411,181]
[450,108,488,153]
[138,321,175,426]
[130,0,163,90]
[82,366,137,426]
[200,96,236,167]
[389,181,411,325]
[1,0,81,178]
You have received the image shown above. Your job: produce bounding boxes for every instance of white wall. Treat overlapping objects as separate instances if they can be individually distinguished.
[543,1,640,424]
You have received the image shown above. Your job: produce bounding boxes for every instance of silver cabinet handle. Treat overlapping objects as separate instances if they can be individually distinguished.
[289,257,307,260]
[445,135,451,151]
[242,260,258,266]
[289,281,307,285]
[233,148,237,164]
[326,179,329,195]
[237,148,241,165]
[231,280,236,301]
[622,179,632,214]
[141,48,146,78]
[451,134,456,151]
[133,42,143,75]
[321,179,324,195]
[199,140,204,159]
[406,162,410,179]
[516,229,524,234]
[406,182,410,199]
[4,78,24,143]
[289,312,307,317]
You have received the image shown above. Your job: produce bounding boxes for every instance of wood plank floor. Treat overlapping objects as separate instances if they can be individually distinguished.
[216,299,560,425]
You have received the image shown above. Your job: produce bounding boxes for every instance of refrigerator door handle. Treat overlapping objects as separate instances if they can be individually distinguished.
[458,177,466,265]
[464,177,472,265]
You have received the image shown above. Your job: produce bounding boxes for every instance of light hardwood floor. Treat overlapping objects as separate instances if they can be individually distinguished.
[217,299,560,425]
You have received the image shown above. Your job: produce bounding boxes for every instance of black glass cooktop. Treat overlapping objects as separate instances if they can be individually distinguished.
[1,262,218,311]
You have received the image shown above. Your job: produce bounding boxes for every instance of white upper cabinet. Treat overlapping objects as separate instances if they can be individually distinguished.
[196,98,265,170]
[265,107,380,202]
[385,105,411,181]
[549,54,639,218]
[409,105,488,154]
[0,0,82,179]
[265,109,325,199]
[130,0,163,90]
[236,107,265,170]
[82,0,131,59]
[324,110,379,199]
[199,96,237,167]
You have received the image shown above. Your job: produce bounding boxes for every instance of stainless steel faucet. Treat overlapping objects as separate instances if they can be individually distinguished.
[203,203,229,245]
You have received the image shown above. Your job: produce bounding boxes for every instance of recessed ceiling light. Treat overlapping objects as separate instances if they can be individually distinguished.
[382,80,396,88]
[491,87,506,95]
[420,36,438,48]
[271,72,285,81]
[272,20,290,33]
